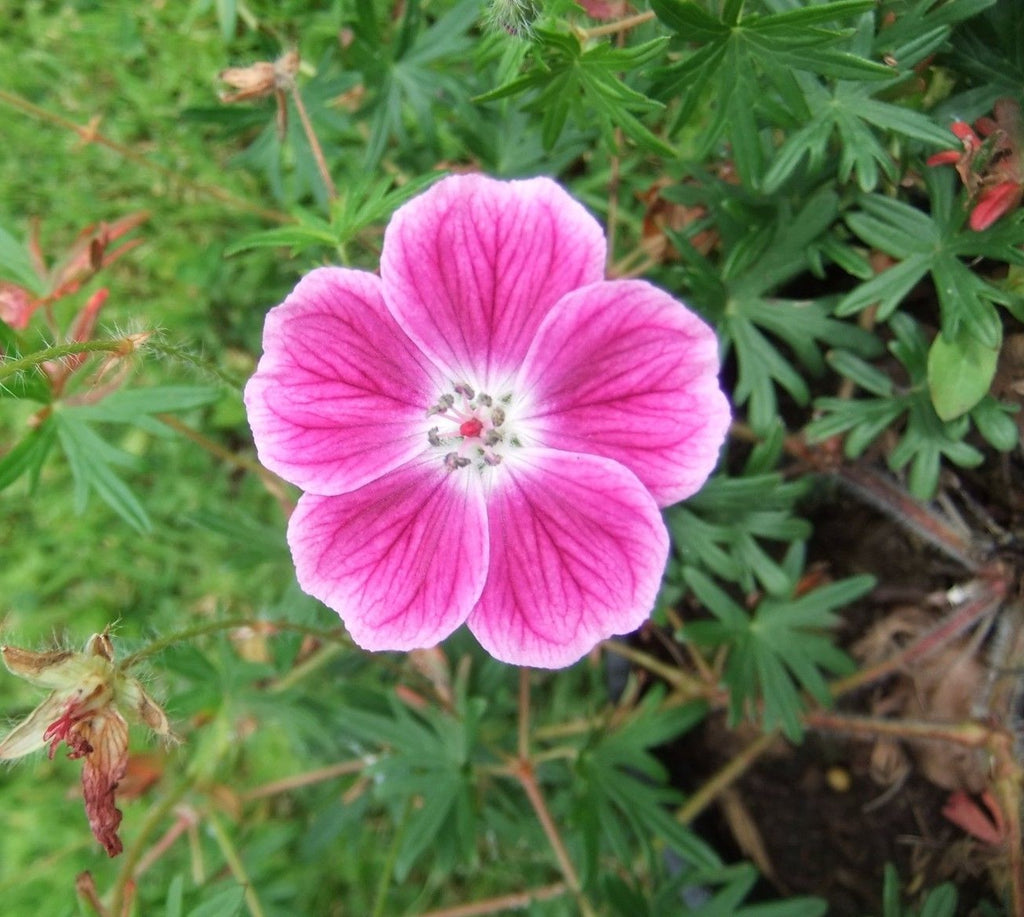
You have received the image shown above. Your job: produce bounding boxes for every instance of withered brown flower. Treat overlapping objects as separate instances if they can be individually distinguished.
[0,632,174,857]
[219,50,300,137]
[218,49,299,103]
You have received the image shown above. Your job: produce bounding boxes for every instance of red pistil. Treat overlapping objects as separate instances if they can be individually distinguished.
[459,418,484,438]
[44,703,93,759]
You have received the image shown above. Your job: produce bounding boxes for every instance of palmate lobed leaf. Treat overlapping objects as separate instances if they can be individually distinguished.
[651,0,889,183]
[840,174,1024,345]
[670,465,812,595]
[335,693,483,880]
[36,388,220,533]
[684,566,871,741]
[763,74,953,193]
[575,694,719,877]
[476,31,672,154]
[71,385,222,423]
[809,314,1013,495]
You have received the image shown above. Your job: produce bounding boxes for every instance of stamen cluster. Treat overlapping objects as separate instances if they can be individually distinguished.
[426,382,516,471]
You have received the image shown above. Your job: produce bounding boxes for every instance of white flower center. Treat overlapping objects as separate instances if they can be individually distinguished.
[425,382,522,472]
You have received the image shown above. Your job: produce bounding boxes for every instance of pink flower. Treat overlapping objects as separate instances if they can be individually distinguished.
[244,175,729,668]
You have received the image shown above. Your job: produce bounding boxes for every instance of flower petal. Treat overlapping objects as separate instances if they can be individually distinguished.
[970,181,1022,231]
[0,693,64,759]
[518,280,729,506]
[244,267,441,495]
[289,458,488,651]
[79,710,129,857]
[380,174,606,391]
[468,450,668,668]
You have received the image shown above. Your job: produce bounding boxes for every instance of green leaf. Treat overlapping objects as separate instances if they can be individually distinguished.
[53,411,152,532]
[927,330,1000,420]
[930,254,1002,347]
[846,196,937,254]
[854,98,955,147]
[970,396,1020,452]
[72,385,222,422]
[0,225,45,295]
[576,693,719,876]
[649,0,726,40]
[164,875,184,917]
[224,221,337,257]
[184,885,245,917]
[751,0,875,29]
[215,0,237,42]
[0,419,56,493]
[671,469,812,595]
[835,254,930,319]
[827,349,894,397]
[772,46,892,80]
[918,883,958,917]
[394,772,463,880]
[684,566,870,741]
[477,32,671,154]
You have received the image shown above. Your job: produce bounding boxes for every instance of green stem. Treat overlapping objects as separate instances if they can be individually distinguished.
[207,812,266,917]
[120,617,349,671]
[515,761,596,917]
[676,732,778,826]
[371,799,411,917]
[267,641,345,693]
[0,340,128,383]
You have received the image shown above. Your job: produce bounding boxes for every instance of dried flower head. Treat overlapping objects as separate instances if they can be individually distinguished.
[927,98,1024,231]
[0,632,174,857]
[219,50,300,137]
[218,49,299,103]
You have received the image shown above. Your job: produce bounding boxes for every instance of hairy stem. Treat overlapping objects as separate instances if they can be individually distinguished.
[119,617,348,671]
[0,339,131,384]
[512,668,595,916]
[834,465,984,571]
